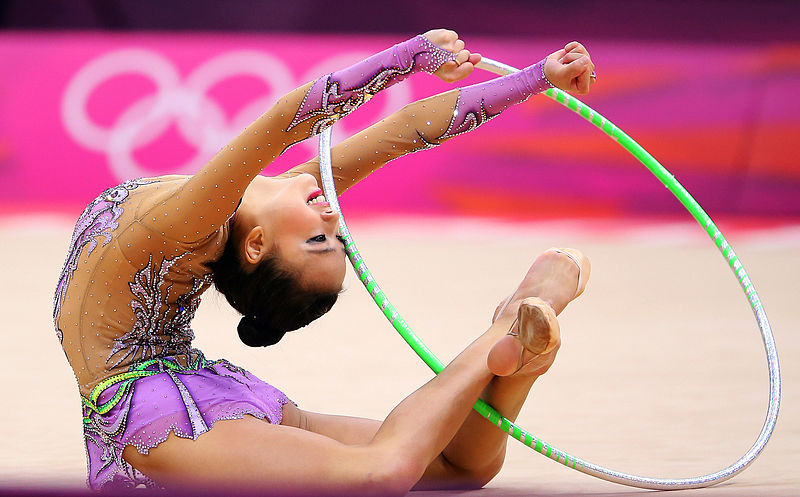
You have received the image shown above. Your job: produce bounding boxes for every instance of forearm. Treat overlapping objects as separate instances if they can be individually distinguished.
[212,34,456,178]
[285,58,553,195]
[147,35,454,240]
[288,34,455,135]
[282,89,459,193]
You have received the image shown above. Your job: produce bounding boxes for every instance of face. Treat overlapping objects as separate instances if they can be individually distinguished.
[238,173,346,293]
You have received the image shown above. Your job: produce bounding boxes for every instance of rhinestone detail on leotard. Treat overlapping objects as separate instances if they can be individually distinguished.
[53,178,154,342]
[107,253,212,367]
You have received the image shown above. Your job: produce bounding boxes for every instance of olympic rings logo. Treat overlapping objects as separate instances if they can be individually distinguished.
[61,48,412,181]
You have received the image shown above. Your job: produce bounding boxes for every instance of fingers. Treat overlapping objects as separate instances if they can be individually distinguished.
[548,48,567,61]
[557,55,590,94]
[425,29,479,83]
[423,28,464,54]
[563,56,590,79]
[450,61,475,81]
[559,51,585,64]
[454,48,470,66]
[575,65,592,94]
[435,49,471,82]
[435,60,475,82]
[564,41,588,56]
[551,41,595,95]
[423,28,457,45]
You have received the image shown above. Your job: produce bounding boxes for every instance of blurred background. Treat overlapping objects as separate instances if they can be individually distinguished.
[1,0,799,221]
[1,1,798,494]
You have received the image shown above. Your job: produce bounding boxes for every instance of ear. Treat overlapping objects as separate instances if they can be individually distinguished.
[243,226,266,264]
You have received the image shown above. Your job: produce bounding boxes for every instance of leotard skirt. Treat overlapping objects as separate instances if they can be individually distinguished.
[81,352,291,489]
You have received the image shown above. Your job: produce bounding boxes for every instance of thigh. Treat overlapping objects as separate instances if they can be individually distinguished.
[279,399,303,428]
[280,401,380,446]
[122,414,388,494]
[301,410,381,445]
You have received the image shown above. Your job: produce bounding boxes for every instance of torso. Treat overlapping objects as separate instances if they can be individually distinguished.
[54,176,231,397]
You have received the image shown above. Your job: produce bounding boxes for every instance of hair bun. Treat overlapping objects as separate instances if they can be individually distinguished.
[237,316,287,347]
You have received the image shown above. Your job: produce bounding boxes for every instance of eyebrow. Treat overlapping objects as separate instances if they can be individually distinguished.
[307,247,338,254]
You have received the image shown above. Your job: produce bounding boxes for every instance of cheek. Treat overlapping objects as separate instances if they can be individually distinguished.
[322,256,346,288]
[266,198,316,233]
[301,256,347,293]
[323,256,347,292]
[335,256,347,284]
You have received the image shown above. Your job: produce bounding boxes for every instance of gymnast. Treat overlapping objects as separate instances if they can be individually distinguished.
[54,29,595,494]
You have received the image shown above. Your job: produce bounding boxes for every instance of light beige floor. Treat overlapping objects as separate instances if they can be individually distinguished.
[0,217,797,495]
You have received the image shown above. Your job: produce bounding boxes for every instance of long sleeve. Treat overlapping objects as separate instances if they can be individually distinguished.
[283,58,553,195]
[138,35,456,242]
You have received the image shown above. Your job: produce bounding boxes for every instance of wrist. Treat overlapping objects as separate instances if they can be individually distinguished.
[519,58,554,96]
[434,57,554,141]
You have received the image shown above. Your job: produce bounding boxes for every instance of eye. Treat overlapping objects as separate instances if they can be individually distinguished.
[307,234,326,243]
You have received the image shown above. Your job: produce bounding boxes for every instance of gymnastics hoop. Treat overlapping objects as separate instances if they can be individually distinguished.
[317,57,781,490]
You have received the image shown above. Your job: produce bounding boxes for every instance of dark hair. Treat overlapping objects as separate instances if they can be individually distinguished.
[209,234,339,347]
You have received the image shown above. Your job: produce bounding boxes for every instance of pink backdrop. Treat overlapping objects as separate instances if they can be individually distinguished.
[1,32,799,220]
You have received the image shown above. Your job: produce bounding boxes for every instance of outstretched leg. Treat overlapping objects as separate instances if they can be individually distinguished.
[124,249,588,494]
[427,248,590,488]
[284,248,591,490]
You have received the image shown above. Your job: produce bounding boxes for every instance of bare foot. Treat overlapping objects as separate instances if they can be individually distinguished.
[487,248,590,377]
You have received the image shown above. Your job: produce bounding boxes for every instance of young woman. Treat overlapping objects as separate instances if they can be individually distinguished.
[54,29,595,493]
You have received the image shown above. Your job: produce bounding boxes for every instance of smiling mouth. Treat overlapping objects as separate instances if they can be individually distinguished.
[306,189,327,206]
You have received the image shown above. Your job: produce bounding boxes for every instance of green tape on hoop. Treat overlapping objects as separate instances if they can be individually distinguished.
[317,57,780,490]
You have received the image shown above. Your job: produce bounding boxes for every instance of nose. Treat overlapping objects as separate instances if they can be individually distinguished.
[321,209,340,224]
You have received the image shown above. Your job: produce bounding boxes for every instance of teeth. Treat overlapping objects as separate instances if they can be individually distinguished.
[307,194,326,206]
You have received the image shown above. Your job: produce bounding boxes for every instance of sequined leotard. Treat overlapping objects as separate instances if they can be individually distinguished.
[53,36,552,489]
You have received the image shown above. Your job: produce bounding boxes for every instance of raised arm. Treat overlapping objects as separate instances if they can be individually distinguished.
[140,31,473,241]
[285,42,596,195]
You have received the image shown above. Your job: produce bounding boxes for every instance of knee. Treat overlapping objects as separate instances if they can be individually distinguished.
[471,455,504,488]
[367,451,428,496]
[453,453,504,490]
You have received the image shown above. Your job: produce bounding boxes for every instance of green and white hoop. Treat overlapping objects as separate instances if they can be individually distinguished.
[317,57,781,490]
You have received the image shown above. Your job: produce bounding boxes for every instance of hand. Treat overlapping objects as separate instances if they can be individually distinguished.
[544,41,596,95]
[423,28,482,83]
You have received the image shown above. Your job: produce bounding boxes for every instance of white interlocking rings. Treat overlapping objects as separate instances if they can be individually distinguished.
[61,48,412,181]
